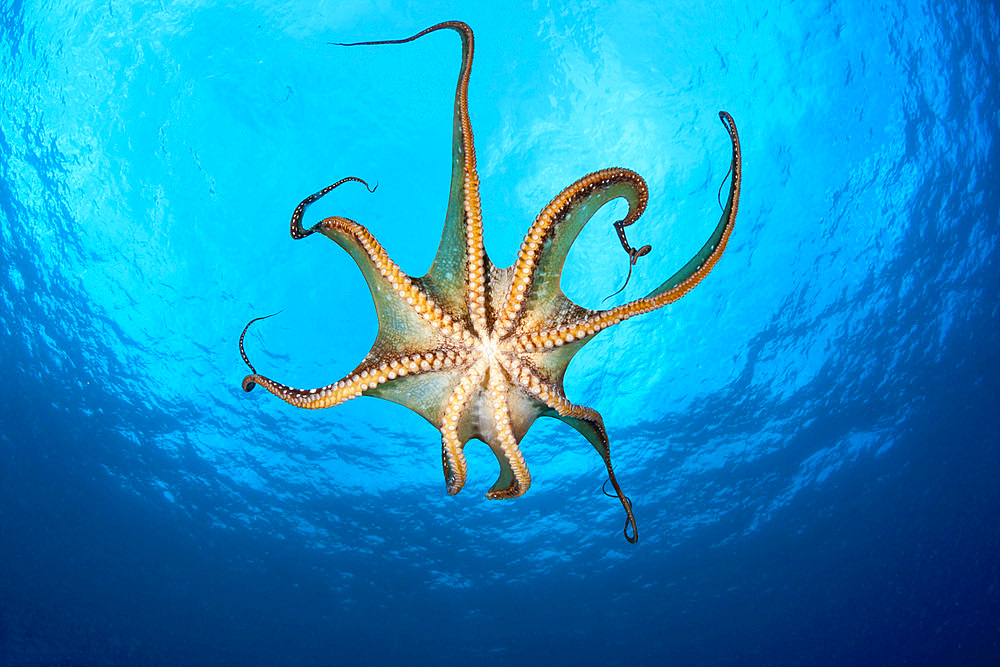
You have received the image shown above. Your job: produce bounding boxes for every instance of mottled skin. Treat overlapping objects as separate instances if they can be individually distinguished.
[240,21,742,542]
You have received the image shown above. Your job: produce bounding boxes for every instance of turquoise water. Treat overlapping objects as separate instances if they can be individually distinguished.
[2,1,998,664]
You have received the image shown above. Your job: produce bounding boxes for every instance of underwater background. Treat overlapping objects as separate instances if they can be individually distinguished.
[2,0,998,664]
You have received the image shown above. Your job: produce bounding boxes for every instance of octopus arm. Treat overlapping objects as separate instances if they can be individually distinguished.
[640,111,742,304]
[547,111,742,334]
[337,22,486,318]
[495,168,649,335]
[541,409,638,543]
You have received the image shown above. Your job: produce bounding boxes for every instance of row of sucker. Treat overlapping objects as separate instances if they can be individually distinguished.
[244,348,467,410]
[485,361,532,498]
[501,355,598,422]
[439,357,488,494]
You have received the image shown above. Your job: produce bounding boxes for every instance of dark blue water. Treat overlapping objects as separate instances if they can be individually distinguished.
[2,1,998,664]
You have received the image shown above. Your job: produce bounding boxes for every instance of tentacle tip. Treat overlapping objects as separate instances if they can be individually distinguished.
[718,110,737,134]
[623,505,639,543]
[241,376,258,392]
[631,245,652,263]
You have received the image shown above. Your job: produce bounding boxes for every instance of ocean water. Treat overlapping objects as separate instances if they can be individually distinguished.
[1,0,998,664]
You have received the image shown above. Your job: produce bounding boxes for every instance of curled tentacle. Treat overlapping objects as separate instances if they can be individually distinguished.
[290,176,377,240]
[613,215,652,267]
[609,204,653,298]
[239,311,282,390]
[603,478,637,544]
[602,243,653,303]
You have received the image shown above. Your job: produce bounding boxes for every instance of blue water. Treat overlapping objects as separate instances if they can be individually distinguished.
[2,1,998,664]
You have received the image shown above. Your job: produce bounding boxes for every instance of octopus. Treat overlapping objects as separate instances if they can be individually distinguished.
[240,21,742,542]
